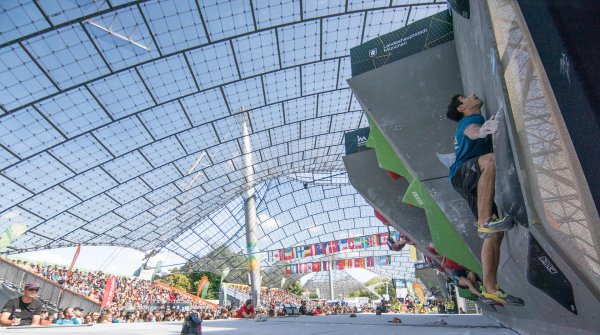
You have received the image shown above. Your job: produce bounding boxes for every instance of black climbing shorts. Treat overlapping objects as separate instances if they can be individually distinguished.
[451,156,497,219]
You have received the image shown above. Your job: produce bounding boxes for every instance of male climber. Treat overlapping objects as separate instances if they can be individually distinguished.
[446,94,524,306]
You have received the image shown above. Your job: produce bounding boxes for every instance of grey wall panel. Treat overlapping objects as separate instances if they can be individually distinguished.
[347,41,461,181]
[452,2,600,334]
[342,150,431,249]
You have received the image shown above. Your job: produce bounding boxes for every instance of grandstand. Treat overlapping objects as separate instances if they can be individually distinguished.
[1,1,599,334]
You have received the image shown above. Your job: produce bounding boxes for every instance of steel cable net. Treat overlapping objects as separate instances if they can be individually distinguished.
[0,1,446,272]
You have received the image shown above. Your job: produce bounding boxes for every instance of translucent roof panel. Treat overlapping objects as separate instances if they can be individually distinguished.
[1,1,440,273]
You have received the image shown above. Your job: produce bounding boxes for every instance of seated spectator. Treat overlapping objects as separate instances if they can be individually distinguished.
[312,306,323,315]
[0,282,45,327]
[216,308,229,319]
[73,307,83,324]
[235,300,256,318]
[54,307,80,325]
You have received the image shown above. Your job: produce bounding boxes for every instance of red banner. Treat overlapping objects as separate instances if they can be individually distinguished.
[101,276,117,308]
[67,245,81,278]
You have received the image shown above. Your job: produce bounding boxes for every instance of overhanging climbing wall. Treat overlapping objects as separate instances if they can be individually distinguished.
[347,2,600,334]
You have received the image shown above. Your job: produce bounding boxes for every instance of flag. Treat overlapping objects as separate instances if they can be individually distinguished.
[296,246,305,258]
[380,232,389,245]
[0,223,28,251]
[281,277,286,288]
[353,237,363,249]
[101,276,117,308]
[347,238,355,249]
[197,275,209,297]
[322,261,330,271]
[369,234,380,247]
[220,268,230,283]
[409,245,417,261]
[321,242,329,254]
[339,239,348,251]
[327,241,339,253]
[304,245,313,257]
[337,260,345,270]
[361,236,370,249]
[67,245,81,278]
[354,258,364,268]
[285,266,291,276]
[316,243,325,255]
[284,247,294,260]
[367,256,374,268]
[312,262,321,272]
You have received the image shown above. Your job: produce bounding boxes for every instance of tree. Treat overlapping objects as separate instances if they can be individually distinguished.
[286,280,303,296]
[347,288,377,300]
[159,273,191,292]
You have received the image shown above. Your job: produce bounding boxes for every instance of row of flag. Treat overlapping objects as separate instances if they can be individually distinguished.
[284,256,392,275]
[272,232,399,261]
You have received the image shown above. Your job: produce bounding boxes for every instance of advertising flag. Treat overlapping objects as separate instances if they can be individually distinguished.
[67,245,81,278]
[196,275,209,297]
[0,223,28,251]
[101,276,117,308]
[220,268,230,283]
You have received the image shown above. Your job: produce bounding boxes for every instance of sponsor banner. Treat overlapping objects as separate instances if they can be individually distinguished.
[350,10,454,76]
[67,245,81,278]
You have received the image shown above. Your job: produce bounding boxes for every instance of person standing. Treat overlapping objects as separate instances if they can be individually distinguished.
[0,282,45,326]
[446,94,524,306]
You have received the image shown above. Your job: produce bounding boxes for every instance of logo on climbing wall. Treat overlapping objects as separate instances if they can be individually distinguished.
[368,48,378,57]
[538,256,558,274]
[356,135,368,146]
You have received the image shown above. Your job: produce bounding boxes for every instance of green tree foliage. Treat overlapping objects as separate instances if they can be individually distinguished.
[159,273,191,292]
[159,271,221,299]
[286,280,303,296]
[365,277,396,298]
[347,288,378,300]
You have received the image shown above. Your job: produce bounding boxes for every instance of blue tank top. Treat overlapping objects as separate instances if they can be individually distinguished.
[448,114,491,179]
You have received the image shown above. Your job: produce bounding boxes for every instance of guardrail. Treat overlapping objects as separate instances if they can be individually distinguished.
[0,257,101,312]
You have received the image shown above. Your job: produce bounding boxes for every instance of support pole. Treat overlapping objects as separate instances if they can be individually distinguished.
[241,110,261,306]
[329,264,334,300]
